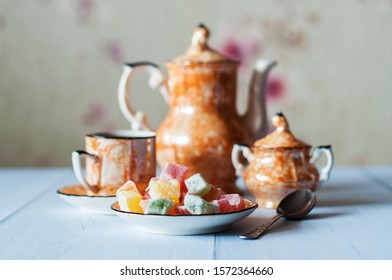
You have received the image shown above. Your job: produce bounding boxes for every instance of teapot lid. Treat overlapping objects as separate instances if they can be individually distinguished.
[254,112,310,148]
[171,24,238,65]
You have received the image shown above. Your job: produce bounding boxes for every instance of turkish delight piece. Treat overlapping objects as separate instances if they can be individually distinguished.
[160,162,189,182]
[145,198,174,215]
[184,194,220,215]
[174,205,191,215]
[212,194,245,213]
[148,177,160,185]
[185,173,211,196]
[143,177,160,198]
[202,185,224,202]
[116,181,143,213]
[139,199,151,213]
[117,180,140,194]
[148,179,181,205]
[160,162,189,194]
[142,192,151,200]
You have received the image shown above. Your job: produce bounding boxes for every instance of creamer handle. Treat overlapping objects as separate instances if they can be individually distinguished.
[72,150,100,193]
[231,144,253,176]
[118,62,168,131]
[310,145,334,181]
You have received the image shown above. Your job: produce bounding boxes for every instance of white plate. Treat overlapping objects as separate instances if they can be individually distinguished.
[111,199,258,235]
[57,185,116,215]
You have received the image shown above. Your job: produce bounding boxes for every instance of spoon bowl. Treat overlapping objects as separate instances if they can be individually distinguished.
[277,189,317,220]
[239,189,316,239]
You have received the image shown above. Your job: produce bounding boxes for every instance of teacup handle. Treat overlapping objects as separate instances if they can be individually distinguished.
[72,150,100,193]
[231,144,254,176]
[118,62,168,131]
[310,145,334,181]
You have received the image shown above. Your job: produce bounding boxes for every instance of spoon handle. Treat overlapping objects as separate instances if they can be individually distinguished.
[239,214,284,239]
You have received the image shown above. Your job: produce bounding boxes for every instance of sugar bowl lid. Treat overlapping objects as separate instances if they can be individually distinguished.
[254,112,310,148]
[171,24,238,65]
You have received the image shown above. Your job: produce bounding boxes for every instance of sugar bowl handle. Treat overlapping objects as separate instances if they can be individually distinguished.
[118,62,168,131]
[72,150,100,193]
[310,145,334,181]
[231,144,254,176]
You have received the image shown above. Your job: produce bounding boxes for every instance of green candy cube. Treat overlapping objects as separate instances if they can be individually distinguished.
[184,194,220,215]
[145,198,174,215]
[185,173,211,196]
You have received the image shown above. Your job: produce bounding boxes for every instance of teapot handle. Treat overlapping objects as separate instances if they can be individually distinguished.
[231,144,254,176]
[118,62,169,131]
[310,145,334,181]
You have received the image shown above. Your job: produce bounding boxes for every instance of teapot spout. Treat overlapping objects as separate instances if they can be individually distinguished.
[242,60,277,141]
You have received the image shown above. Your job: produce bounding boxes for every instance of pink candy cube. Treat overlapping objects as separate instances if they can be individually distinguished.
[175,205,191,215]
[160,162,189,181]
[160,162,189,194]
[212,194,245,213]
[203,185,224,202]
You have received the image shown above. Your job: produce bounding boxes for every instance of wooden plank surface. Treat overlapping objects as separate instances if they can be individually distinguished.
[1,167,391,260]
[215,167,392,259]
[0,168,72,221]
[363,166,392,191]
[0,171,214,260]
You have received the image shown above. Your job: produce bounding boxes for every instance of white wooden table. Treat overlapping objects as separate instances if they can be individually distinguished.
[0,167,391,260]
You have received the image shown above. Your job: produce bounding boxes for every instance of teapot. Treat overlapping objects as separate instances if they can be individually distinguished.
[232,112,333,208]
[118,24,276,193]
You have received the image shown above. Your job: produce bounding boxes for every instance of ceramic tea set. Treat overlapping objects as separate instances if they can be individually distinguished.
[60,24,333,215]
[118,24,276,194]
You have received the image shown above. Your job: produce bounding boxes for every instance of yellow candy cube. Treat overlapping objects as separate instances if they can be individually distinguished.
[116,189,143,214]
[148,179,180,205]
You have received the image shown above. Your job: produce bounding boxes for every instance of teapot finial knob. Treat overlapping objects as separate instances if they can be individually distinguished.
[272,112,290,132]
[192,23,210,50]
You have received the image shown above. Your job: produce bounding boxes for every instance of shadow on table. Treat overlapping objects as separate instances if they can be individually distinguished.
[222,217,301,237]
[316,197,392,208]
[264,212,344,234]
[304,212,345,220]
[221,216,268,236]
[317,184,392,207]
[319,184,357,192]
[221,211,346,237]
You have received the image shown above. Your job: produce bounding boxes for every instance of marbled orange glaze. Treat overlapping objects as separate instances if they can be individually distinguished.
[156,63,252,193]
[85,135,155,196]
[239,113,322,208]
[243,147,319,208]
[124,25,274,194]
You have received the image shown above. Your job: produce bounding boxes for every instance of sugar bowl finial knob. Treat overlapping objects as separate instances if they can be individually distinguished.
[272,112,290,132]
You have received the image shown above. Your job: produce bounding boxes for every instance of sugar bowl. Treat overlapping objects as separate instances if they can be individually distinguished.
[232,112,333,208]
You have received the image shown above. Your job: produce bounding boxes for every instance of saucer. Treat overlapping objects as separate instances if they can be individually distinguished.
[111,199,258,235]
[57,185,116,215]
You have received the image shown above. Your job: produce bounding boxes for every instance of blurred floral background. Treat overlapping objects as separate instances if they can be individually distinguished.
[0,0,391,167]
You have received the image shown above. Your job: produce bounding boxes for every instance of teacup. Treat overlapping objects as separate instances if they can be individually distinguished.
[72,130,156,196]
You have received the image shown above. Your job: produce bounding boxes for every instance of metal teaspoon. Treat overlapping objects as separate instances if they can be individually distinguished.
[239,189,316,239]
